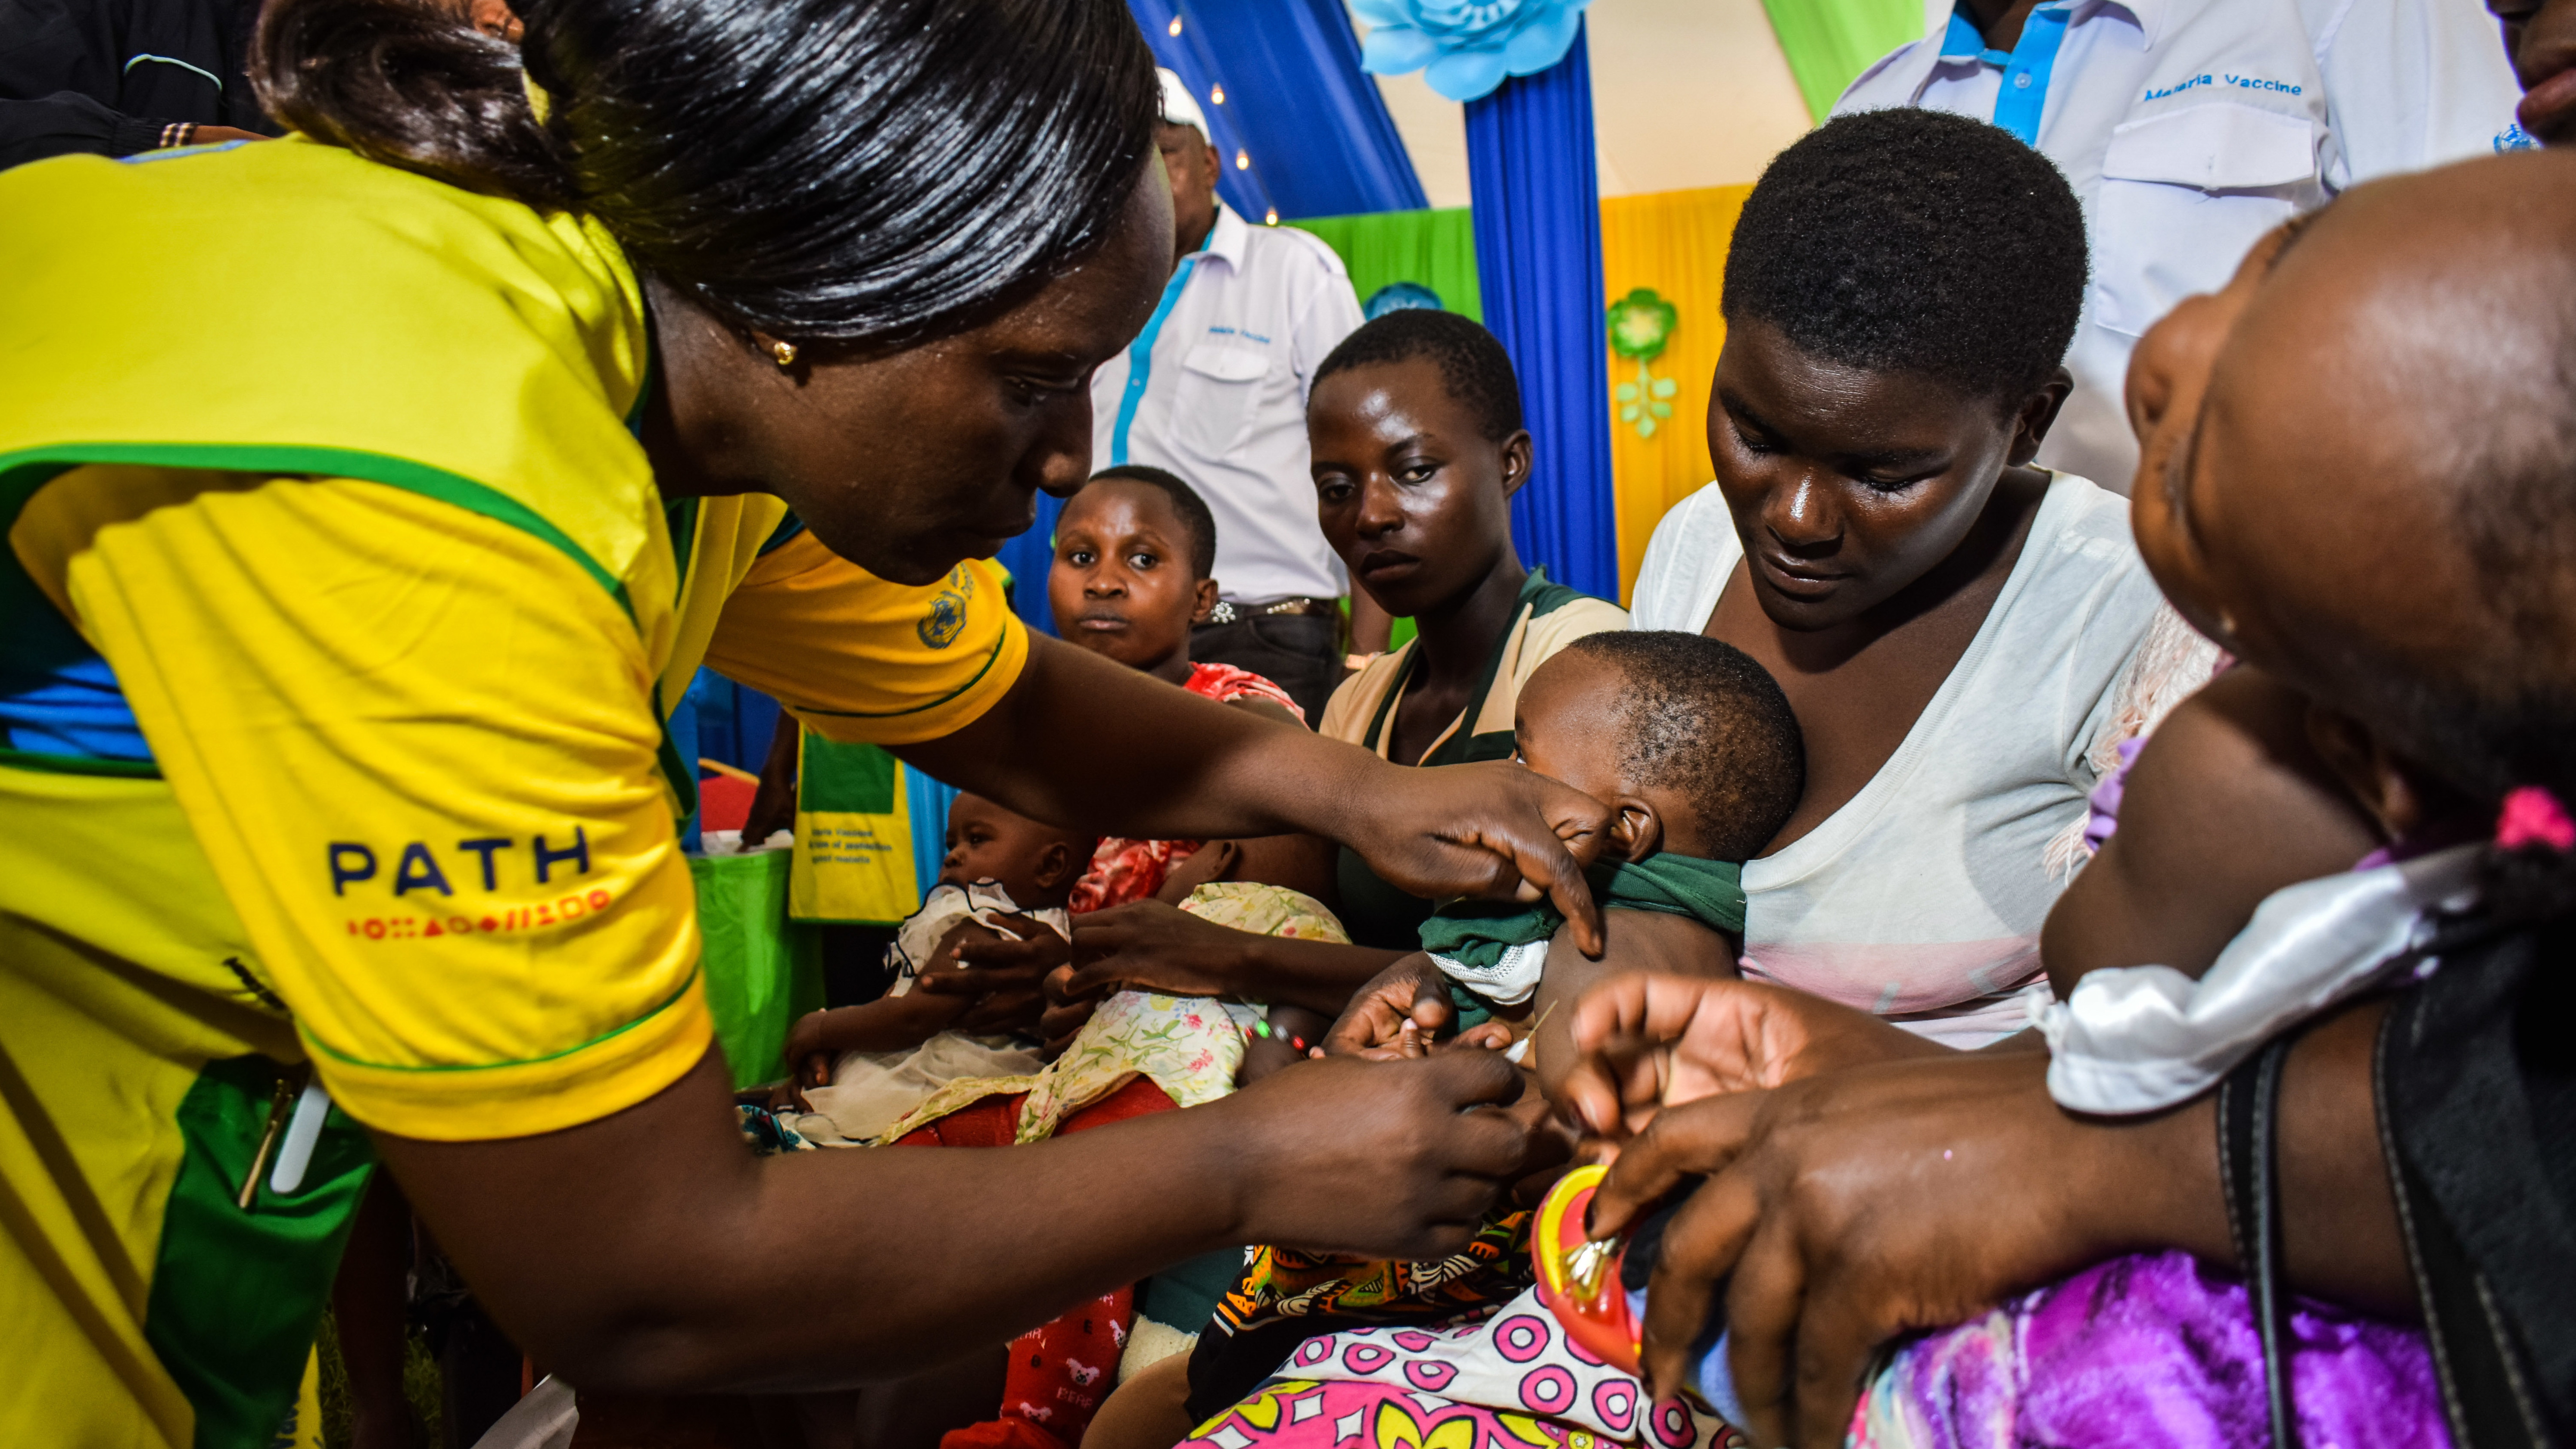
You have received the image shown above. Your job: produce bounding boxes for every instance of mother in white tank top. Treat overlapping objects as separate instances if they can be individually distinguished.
[1628,109,2213,1047]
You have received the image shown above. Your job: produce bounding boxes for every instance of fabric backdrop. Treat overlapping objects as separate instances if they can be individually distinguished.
[1759,0,1926,119]
[1464,22,1620,603]
[1129,0,1427,221]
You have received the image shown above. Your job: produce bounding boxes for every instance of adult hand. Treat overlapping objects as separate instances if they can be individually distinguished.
[1323,953,1457,1057]
[1555,974,1947,1140]
[926,914,1069,1035]
[1061,899,1250,1001]
[1586,1051,2177,1447]
[185,125,266,146]
[1225,1048,1543,1257]
[1341,762,1614,957]
[1038,963,1098,1058]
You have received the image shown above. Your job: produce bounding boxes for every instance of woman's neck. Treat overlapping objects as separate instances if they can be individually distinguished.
[1409,550,1529,687]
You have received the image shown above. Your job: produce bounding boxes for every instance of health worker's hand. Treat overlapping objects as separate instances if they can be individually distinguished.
[1588,1050,2175,1447]
[1556,974,1947,1140]
[1223,1048,1545,1258]
[1340,761,1614,957]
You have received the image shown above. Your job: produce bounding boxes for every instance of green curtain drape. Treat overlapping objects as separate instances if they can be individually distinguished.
[1289,207,1484,321]
[1760,0,1925,120]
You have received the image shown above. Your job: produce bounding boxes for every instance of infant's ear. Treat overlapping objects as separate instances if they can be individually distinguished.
[1605,798,1663,863]
[1034,839,1076,890]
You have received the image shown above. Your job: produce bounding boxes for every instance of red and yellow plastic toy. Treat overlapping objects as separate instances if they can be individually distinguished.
[1532,1163,1645,1376]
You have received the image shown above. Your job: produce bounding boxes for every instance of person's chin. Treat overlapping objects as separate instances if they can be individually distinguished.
[1750,568,1867,630]
[2527,77,2576,146]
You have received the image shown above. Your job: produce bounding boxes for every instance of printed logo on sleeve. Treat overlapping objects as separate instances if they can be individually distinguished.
[917,564,975,649]
[328,828,617,940]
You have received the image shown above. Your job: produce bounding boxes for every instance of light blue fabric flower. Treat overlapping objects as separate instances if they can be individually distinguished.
[1352,0,1592,103]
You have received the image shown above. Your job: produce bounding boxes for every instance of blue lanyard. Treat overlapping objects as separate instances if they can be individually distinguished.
[1941,2,2074,148]
[1109,219,1220,466]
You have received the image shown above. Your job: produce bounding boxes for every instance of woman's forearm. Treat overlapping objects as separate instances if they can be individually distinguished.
[381,1047,1534,1395]
[2099,995,2412,1317]
[895,637,1375,842]
[1233,935,1408,1016]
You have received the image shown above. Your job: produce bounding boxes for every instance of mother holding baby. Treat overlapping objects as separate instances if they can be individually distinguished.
[0,0,1604,1442]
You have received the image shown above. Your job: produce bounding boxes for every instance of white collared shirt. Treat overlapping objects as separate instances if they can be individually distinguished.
[1089,205,1364,605]
[1838,0,2523,493]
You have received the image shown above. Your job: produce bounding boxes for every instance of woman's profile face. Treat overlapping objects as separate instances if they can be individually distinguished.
[1706,317,2043,632]
[659,166,1175,589]
[1308,356,1531,619]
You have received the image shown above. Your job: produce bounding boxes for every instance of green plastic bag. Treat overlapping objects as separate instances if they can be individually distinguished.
[689,849,825,1089]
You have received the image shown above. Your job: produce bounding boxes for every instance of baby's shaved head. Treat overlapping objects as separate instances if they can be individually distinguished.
[1529,632,1804,862]
[2179,151,2576,807]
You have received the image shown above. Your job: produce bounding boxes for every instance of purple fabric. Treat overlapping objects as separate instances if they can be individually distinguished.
[1853,1250,2445,1449]
[2081,736,2147,855]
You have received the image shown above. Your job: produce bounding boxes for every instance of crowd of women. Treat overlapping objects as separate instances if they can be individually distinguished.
[0,0,2570,1447]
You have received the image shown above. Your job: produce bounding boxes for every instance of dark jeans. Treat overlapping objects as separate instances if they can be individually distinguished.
[1191,611,1340,726]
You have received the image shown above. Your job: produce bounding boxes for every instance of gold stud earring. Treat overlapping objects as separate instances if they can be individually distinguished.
[772,340,798,369]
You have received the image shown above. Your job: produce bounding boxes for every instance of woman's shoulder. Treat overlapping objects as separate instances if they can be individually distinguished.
[1317,642,1414,745]
[1630,483,1741,632]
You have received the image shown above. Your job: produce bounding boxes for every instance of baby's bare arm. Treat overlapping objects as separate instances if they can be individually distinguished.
[1531,910,1737,1107]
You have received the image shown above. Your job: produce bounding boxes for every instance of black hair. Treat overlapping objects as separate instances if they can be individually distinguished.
[1311,308,1524,442]
[251,0,1156,351]
[1077,465,1218,580]
[1561,632,1804,863]
[1724,108,2086,403]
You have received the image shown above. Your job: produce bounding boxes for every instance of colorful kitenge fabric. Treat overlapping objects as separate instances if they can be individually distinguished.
[1216,1212,1535,1338]
[1069,663,1304,913]
[1420,856,1745,1007]
[871,882,1347,1144]
[1184,1296,1744,1449]
[1850,1250,2443,1449]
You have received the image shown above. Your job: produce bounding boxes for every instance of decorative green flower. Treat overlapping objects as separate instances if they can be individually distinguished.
[1605,287,1678,362]
[1607,288,1680,438]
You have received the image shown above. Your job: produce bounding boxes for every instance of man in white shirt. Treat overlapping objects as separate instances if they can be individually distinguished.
[1087,69,1365,723]
[1837,0,2523,494]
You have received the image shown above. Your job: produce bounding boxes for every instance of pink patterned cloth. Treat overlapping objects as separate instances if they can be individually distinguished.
[1068,663,1302,914]
[1181,1289,1743,1449]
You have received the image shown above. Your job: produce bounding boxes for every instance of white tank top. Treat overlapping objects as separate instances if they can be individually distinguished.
[1629,474,2163,1047]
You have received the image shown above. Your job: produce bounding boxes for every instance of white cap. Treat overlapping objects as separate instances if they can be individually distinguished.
[1157,66,1209,137]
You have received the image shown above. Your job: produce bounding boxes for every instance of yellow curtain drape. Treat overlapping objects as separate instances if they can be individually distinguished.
[1600,184,1753,604]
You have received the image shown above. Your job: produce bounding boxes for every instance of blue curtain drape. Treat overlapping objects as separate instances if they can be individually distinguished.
[1128,0,1427,221]
[1464,22,1617,602]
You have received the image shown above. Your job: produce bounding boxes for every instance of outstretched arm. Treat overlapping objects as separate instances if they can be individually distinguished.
[894,636,1613,954]
[385,1045,1538,1394]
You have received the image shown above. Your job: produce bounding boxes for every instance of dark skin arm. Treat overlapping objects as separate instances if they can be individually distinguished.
[1576,991,2406,1448]
[381,1043,1538,1395]
[1529,912,1741,1107]
[2043,667,2379,994]
[894,637,1608,947]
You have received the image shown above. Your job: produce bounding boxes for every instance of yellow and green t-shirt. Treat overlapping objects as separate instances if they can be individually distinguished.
[0,136,1027,1448]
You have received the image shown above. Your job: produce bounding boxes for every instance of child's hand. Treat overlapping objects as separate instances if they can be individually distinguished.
[781,1009,838,1090]
[1322,954,1456,1058]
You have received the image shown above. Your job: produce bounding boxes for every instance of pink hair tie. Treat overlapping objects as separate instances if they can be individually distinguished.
[2495,785,2576,853]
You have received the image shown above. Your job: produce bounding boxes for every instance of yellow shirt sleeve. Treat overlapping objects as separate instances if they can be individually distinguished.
[702,530,1028,747]
[26,469,710,1141]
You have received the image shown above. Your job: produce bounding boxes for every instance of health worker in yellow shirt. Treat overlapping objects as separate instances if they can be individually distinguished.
[0,1,1608,1443]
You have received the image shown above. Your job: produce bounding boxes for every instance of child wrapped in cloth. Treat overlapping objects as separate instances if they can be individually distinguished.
[1090,631,1804,1449]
